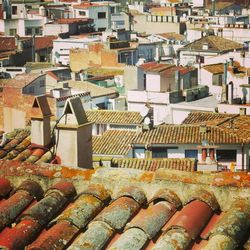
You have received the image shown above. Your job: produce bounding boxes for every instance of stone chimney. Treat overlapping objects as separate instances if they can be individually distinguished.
[55,97,92,168]
[30,95,52,147]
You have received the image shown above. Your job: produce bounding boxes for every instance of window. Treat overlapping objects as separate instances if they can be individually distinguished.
[39,80,45,87]
[212,74,223,86]
[110,7,115,14]
[12,6,17,15]
[9,29,17,36]
[98,27,106,31]
[25,28,32,36]
[98,12,106,19]
[185,149,198,159]
[216,150,236,162]
[152,147,168,158]
[79,11,86,16]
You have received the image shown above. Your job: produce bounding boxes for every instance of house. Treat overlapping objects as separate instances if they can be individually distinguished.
[130,11,186,35]
[178,35,243,66]
[72,1,124,31]
[52,35,101,66]
[0,36,32,66]
[43,18,94,36]
[70,37,138,72]
[0,0,46,36]
[127,62,207,125]
[147,32,187,60]
[130,123,250,171]
[201,60,250,103]
[0,161,248,249]
[206,2,242,15]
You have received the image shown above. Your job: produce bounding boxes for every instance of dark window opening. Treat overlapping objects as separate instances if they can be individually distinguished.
[185,149,198,159]
[12,6,17,15]
[98,12,106,19]
[216,149,236,162]
[152,147,168,158]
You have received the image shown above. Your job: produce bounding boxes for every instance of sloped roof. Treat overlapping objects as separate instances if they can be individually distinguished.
[0,37,16,52]
[157,32,185,41]
[0,73,43,89]
[93,130,137,156]
[0,161,248,249]
[132,124,244,145]
[68,81,118,98]
[0,129,55,164]
[86,110,143,125]
[181,35,243,52]
[182,112,250,143]
[35,36,57,51]
[112,157,196,171]
[182,111,235,125]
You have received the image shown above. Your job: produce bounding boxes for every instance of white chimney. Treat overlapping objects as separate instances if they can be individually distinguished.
[30,95,52,147]
[56,97,92,168]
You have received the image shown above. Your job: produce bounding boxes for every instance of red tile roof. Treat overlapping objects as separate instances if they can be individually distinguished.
[0,161,248,249]
[34,36,57,51]
[0,37,16,52]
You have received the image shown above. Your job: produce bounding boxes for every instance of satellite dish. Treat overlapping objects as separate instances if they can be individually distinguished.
[140,106,149,117]
[144,117,150,125]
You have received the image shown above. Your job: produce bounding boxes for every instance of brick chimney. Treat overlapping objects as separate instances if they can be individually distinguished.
[55,97,92,168]
[30,95,52,147]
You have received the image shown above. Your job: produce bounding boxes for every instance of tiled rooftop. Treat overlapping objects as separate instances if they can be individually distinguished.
[34,36,57,51]
[93,130,137,156]
[182,35,243,52]
[132,124,244,145]
[68,81,119,98]
[0,161,248,250]
[156,32,185,41]
[0,73,43,89]
[86,110,143,125]
[112,158,196,171]
[182,112,250,142]
[182,111,235,125]
[0,129,56,164]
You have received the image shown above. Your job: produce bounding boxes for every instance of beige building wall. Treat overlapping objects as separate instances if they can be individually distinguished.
[3,107,26,132]
[132,14,183,35]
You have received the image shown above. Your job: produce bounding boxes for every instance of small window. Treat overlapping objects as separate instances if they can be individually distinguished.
[110,7,115,14]
[152,147,168,158]
[98,27,106,31]
[185,149,198,159]
[9,29,17,36]
[216,150,236,162]
[98,12,106,19]
[12,6,17,15]
[39,80,45,87]
[79,11,86,16]
[25,28,32,36]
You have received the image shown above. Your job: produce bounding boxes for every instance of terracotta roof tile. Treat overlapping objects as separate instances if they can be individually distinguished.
[34,36,57,51]
[182,35,243,52]
[93,130,137,156]
[112,158,196,172]
[132,124,243,145]
[0,37,16,52]
[0,162,248,249]
[86,110,143,125]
